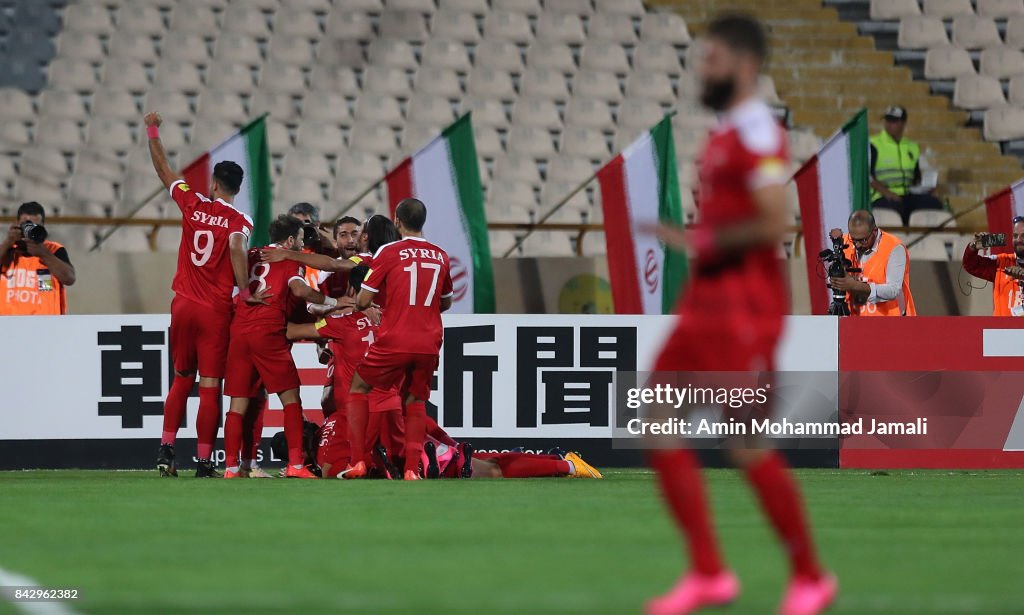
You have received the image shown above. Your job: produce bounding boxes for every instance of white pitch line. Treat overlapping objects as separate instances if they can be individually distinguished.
[0,566,80,615]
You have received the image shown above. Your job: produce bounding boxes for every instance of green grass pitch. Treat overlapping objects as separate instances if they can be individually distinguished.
[0,469,1022,614]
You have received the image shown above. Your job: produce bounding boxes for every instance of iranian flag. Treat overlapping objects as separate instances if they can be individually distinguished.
[181,115,273,247]
[794,108,870,315]
[984,179,1024,253]
[596,115,687,314]
[384,113,494,313]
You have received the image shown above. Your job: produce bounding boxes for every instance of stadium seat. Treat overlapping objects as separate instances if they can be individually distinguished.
[87,117,135,150]
[618,98,669,132]
[483,11,533,44]
[625,72,676,104]
[39,90,87,121]
[544,0,593,16]
[565,97,614,131]
[54,31,105,63]
[309,66,361,95]
[115,4,165,35]
[101,59,151,93]
[561,127,610,159]
[282,148,333,181]
[1006,15,1024,48]
[640,12,691,45]
[633,41,684,76]
[325,10,374,42]
[980,46,1024,78]
[1008,75,1024,104]
[161,32,212,63]
[573,70,622,102]
[580,42,630,74]
[349,123,398,155]
[475,40,524,72]
[406,96,456,125]
[0,121,30,153]
[871,207,903,228]
[13,176,65,208]
[264,119,292,153]
[35,119,83,150]
[952,16,1002,49]
[460,96,508,127]
[984,104,1024,140]
[12,1,62,36]
[109,33,158,62]
[302,90,353,122]
[400,123,444,153]
[923,0,976,18]
[260,61,307,94]
[250,91,297,122]
[153,121,188,150]
[68,174,118,216]
[520,69,571,101]
[367,39,419,70]
[494,0,542,14]
[223,4,271,38]
[169,2,220,37]
[21,147,69,179]
[488,178,537,208]
[274,175,324,203]
[379,10,429,42]
[924,46,977,79]
[154,59,204,92]
[440,0,488,14]
[588,13,638,44]
[507,125,556,157]
[331,0,383,10]
[189,119,237,149]
[215,32,264,66]
[0,89,35,122]
[595,0,645,17]
[535,12,586,44]
[525,42,577,73]
[353,94,403,127]
[421,40,473,72]
[274,7,323,38]
[467,69,517,100]
[335,150,385,182]
[909,209,954,227]
[540,179,590,214]
[871,0,921,20]
[197,90,247,122]
[143,89,192,122]
[474,125,504,157]
[492,153,542,186]
[364,66,412,97]
[510,97,562,130]
[431,9,481,43]
[386,0,436,12]
[295,121,346,154]
[414,67,463,99]
[548,155,593,183]
[978,0,1024,17]
[63,3,115,34]
[899,16,950,49]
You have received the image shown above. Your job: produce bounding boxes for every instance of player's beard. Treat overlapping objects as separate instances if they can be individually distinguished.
[1015,242,1024,260]
[700,75,737,112]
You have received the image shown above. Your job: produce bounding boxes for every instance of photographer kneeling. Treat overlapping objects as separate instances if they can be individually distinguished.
[0,202,75,315]
[962,217,1024,316]
[828,210,916,317]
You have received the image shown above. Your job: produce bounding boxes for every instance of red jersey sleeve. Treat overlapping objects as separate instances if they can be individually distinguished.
[228,211,253,242]
[440,261,453,299]
[361,249,392,295]
[169,179,203,215]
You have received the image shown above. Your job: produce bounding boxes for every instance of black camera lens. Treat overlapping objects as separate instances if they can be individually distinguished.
[20,221,47,244]
[302,223,320,246]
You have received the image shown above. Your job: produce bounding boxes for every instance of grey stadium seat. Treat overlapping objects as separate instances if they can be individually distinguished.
[116,4,166,36]
[364,66,412,97]
[62,3,115,34]
[274,7,323,38]
[625,72,676,104]
[144,89,193,122]
[588,13,638,45]
[250,91,298,122]
[367,39,419,70]
[55,31,105,62]
[431,9,481,43]
[109,33,159,62]
[595,0,646,17]
[102,59,151,92]
[474,40,525,72]
[520,69,571,102]
[39,90,88,121]
[980,46,1024,78]
[573,70,622,102]
[0,89,35,122]
[282,149,333,182]
[871,0,921,20]
[924,46,977,79]
[510,97,562,130]
[87,117,135,150]
[898,16,950,49]
[154,59,205,92]
[215,32,264,66]
[954,74,1007,109]
[353,94,404,127]
[197,90,247,122]
[525,42,577,73]
[379,10,429,42]
[561,127,610,159]
[580,42,630,74]
[303,90,354,123]
[978,0,1024,18]
[535,13,586,45]
[952,15,1002,49]
[506,125,557,158]
[35,119,83,151]
[467,68,517,101]
[460,96,508,128]
[640,12,692,46]
[483,11,533,44]
[295,121,348,154]
[325,10,374,42]
[406,96,457,125]
[922,0,975,18]
[260,61,307,94]
[421,39,473,72]
[414,67,464,99]
[223,3,271,38]
[161,32,212,63]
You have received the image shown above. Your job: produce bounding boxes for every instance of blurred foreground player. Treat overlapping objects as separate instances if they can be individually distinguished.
[643,16,836,615]
[221,215,338,479]
[346,199,453,480]
[145,111,254,478]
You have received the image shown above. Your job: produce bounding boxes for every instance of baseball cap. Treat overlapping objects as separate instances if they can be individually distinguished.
[883,105,908,121]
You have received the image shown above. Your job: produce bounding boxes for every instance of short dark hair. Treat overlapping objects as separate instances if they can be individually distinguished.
[17,201,45,222]
[288,202,320,224]
[706,13,768,64]
[213,160,244,195]
[395,198,427,232]
[335,216,361,231]
[268,214,304,243]
[364,214,400,253]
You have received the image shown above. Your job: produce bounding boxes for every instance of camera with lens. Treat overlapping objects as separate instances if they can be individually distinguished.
[977,233,1007,249]
[819,230,861,317]
[19,221,47,244]
[301,222,322,251]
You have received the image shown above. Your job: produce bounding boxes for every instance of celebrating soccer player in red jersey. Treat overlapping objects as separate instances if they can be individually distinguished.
[642,16,836,615]
[221,215,339,480]
[145,112,254,478]
[344,199,453,480]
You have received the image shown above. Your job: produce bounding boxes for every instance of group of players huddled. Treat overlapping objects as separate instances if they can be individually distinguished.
[142,111,602,481]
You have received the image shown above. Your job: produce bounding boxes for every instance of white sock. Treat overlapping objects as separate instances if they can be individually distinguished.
[565,460,576,475]
[226,466,240,473]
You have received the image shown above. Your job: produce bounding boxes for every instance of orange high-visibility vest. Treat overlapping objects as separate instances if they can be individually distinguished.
[0,240,68,315]
[843,230,916,317]
[989,252,1022,316]
[302,248,320,290]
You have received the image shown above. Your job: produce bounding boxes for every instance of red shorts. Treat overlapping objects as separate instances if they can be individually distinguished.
[331,344,404,412]
[355,346,437,402]
[169,295,231,378]
[223,328,301,397]
[653,317,780,372]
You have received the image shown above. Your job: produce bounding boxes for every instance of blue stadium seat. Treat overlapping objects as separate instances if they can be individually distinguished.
[0,54,45,92]
[13,1,62,35]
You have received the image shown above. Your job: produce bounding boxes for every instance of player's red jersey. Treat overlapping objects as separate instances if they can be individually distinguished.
[232,245,307,335]
[657,98,790,372]
[361,237,452,355]
[315,309,403,412]
[168,179,253,312]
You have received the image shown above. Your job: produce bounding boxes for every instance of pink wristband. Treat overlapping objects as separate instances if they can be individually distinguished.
[146,125,160,139]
